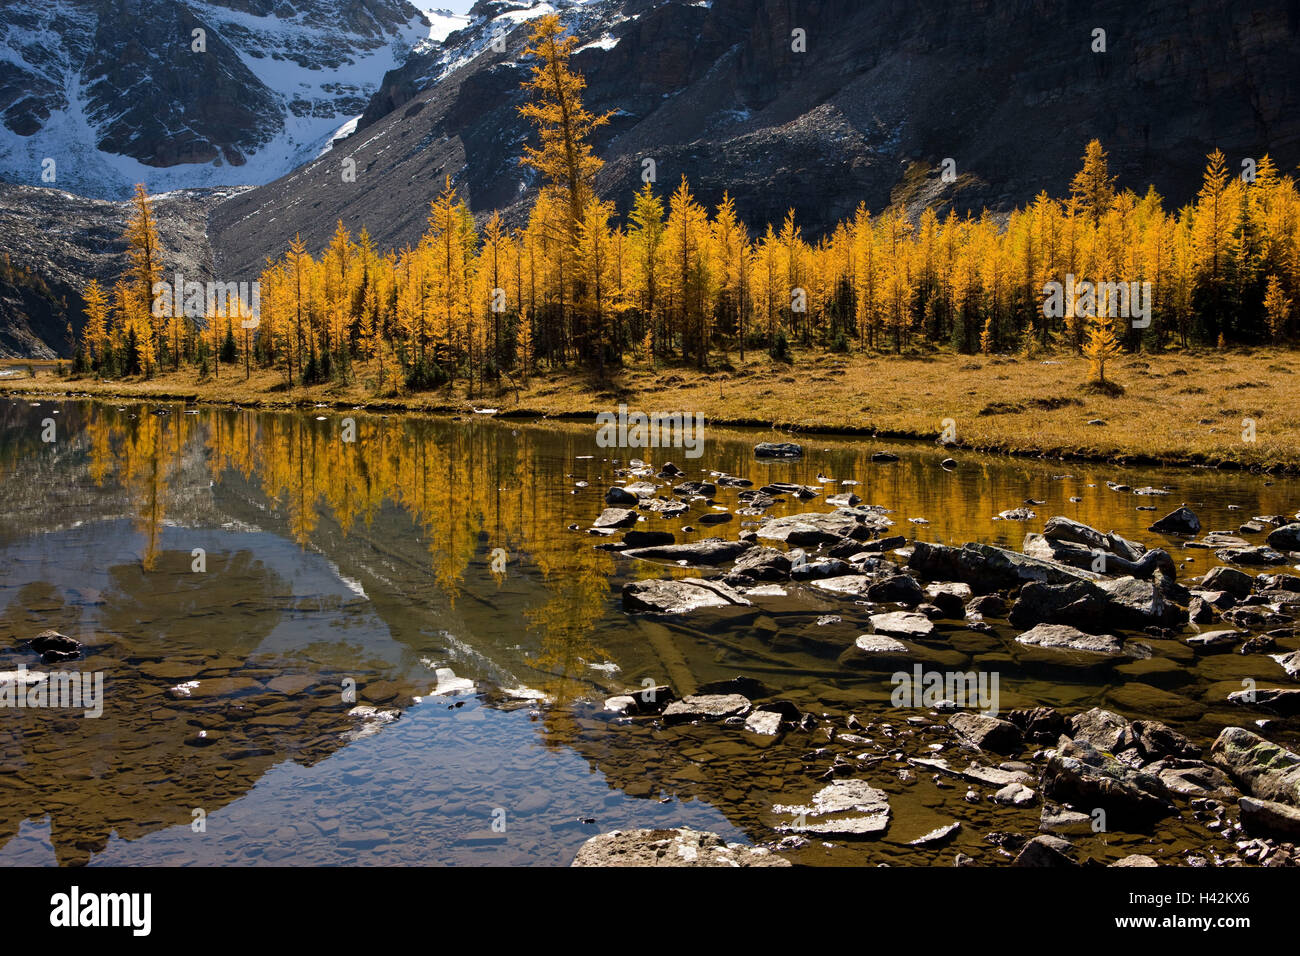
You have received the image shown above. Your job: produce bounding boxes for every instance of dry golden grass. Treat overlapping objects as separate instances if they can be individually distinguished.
[3,347,1298,468]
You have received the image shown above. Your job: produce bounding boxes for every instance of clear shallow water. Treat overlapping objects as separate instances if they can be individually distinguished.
[0,396,1297,866]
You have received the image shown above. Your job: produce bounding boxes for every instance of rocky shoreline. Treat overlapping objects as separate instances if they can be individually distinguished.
[572,443,1300,866]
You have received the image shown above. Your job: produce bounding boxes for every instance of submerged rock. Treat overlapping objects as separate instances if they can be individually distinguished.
[838,632,910,667]
[757,510,882,545]
[1148,507,1201,535]
[743,710,783,736]
[776,779,892,837]
[593,507,639,529]
[869,610,936,639]
[621,578,752,615]
[908,821,961,845]
[622,529,675,548]
[754,442,803,459]
[1185,629,1241,650]
[662,693,751,723]
[1217,546,1289,566]
[1016,623,1125,656]
[28,630,82,663]
[621,538,752,566]
[1228,687,1300,715]
[605,486,638,505]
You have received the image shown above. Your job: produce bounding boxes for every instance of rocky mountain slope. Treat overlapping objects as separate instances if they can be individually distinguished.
[0,184,228,358]
[0,0,435,199]
[210,0,1300,281]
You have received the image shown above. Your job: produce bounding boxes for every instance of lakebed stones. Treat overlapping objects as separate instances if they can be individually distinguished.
[869,610,935,639]
[1216,546,1288,566]
[1238,797,1300,840]
[1185,629,1241,650]
[1203,565,1255,598]
[621,538,752,566]
[909,540,1097,591]
[757,509,887,545]
[838,633,911,668]
[723,546,792,582]
[1042,738,1176,826]
[662,693,751,724]
[1016,623,1125,657]
[621,578,751,615]
[571,828,790,867]
[1013,834,1077,866]
[593,507,638,529]
[866,573,925,606]
[775,779,892,837]
[1210,727,1300,806]
[948,713,1022,755]
[1021,533,1171,578]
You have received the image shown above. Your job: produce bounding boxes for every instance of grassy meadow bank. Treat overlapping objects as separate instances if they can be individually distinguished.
[10,348,1300,473]
[2,347,1298,470]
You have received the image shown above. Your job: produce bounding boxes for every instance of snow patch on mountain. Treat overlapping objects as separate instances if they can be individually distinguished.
[0,0,432,199]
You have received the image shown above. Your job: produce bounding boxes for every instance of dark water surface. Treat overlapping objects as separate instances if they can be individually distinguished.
[0,396,1296,866]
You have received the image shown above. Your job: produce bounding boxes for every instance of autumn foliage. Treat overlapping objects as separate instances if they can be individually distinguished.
[78,15,1300,393]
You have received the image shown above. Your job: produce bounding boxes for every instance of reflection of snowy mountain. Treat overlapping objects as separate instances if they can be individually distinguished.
[0,0,432,198]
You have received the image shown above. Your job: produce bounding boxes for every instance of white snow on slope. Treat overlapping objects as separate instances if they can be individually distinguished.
[0,1,429,198]
[408,4,473,42]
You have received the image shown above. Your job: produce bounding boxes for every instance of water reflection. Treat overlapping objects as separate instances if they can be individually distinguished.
[0,397,1297,865]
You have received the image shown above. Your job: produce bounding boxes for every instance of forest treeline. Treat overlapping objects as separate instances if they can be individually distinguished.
[74,14,1298,392]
